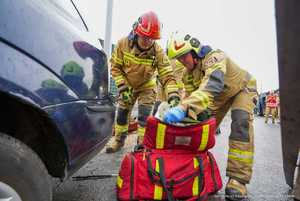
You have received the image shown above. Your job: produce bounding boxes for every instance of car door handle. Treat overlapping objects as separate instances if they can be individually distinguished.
[86,102,115,112]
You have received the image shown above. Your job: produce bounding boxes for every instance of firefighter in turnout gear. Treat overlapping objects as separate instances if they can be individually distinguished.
[264,90,278,124]
[106,11,180,153]
[165,33,257,200]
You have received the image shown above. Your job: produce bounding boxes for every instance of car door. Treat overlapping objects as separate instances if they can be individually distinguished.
[0,0,115,166]
[42,0,116,164]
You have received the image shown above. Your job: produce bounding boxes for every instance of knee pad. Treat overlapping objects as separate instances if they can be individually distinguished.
[138,104,153,127]
[116,107,129,125]
[230,109,250,142]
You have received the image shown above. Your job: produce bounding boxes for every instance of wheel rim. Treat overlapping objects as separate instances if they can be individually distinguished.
[0,181,22,201]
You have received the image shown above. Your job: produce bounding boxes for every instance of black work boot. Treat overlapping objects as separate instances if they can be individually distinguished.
[106,135,126,153]
[225,178,248,201]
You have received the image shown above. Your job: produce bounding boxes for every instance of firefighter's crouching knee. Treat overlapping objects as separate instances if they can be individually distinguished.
[230,109,250,142]
[116,107,130,125]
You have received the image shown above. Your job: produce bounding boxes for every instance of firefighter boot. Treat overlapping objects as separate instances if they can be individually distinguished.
[225,178,248,201]
[106,134,127,153]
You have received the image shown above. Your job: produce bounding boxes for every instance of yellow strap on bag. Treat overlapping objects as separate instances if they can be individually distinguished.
[117,176,123,189]
[192,158,200,196]
[154,160,163,200]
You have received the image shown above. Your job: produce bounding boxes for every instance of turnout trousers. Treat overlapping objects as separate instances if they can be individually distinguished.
[115,89,156,142]
[210,87,257,184]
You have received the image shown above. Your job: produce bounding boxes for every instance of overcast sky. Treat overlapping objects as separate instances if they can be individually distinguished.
[76,0,278,93]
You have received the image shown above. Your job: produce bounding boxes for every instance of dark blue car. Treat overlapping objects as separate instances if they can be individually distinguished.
[0,0,115,200]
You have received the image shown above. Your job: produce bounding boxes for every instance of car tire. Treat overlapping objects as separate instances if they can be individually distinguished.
[0,132,52,201]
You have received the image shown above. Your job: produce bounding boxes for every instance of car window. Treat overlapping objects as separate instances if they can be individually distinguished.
[48,0,87,31]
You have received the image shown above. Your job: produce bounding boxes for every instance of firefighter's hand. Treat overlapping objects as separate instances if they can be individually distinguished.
[121,90,132,104]
[163,106,186,124]
[168,95,180,108]
[196,110,212,121]
[118,85,133,104]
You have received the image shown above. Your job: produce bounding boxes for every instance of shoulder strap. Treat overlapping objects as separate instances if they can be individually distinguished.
[157,158,176,201]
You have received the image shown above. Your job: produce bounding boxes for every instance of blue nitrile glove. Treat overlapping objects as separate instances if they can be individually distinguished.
[163,106,186,124]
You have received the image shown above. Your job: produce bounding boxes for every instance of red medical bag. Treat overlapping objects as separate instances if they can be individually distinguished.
[143,116,216,152]
[117,149,222,201]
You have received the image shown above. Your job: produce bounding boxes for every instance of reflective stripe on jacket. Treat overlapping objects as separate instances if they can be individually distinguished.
[110,36,178,94]
[182,49,255,119]
[266,95,278,108]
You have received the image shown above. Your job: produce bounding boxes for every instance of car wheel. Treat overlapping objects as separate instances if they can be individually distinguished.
[0,132,52,201]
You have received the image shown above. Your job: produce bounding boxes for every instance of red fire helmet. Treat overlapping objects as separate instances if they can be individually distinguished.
[134,11,161,40]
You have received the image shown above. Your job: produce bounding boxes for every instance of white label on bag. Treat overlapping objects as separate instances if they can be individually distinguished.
[175,136,192,145]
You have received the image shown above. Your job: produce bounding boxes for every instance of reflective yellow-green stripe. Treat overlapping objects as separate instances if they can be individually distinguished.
[137,127,146,137]
[192,158,199,196]
[228,155,253,164]
[191,90,209,108]
[123,52,154,63]
[111,53,123,65]
[210,63,223,71]
[177,82,184,89]
[198,124,209,151]
[117,176,123,188]
[156,123,166,149]
[175,60,184,69]
[194,80,201,86]
[185,85,195,92]
[193,158,199,168]
[158,66,173,77]
[167,84,178,93]
[124,55,153,65]
[185,85,195,89]
[141,79,156,88]
[192,177,199,196]
[123,52,154,65]
[154,160,163,200]
[228,148,254,164]
[115,124,128,134]
[167,87,178,91]
[114,75,125,86]
[229,148,253,156]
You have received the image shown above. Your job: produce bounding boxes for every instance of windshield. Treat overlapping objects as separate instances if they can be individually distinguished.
[69,0,106,40]
[48,0,88,31]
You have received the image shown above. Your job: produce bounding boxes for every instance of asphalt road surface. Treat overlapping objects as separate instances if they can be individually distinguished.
[53,115,296,201]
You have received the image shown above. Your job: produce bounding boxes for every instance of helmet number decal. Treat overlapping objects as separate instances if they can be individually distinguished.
[204,57,217,67]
